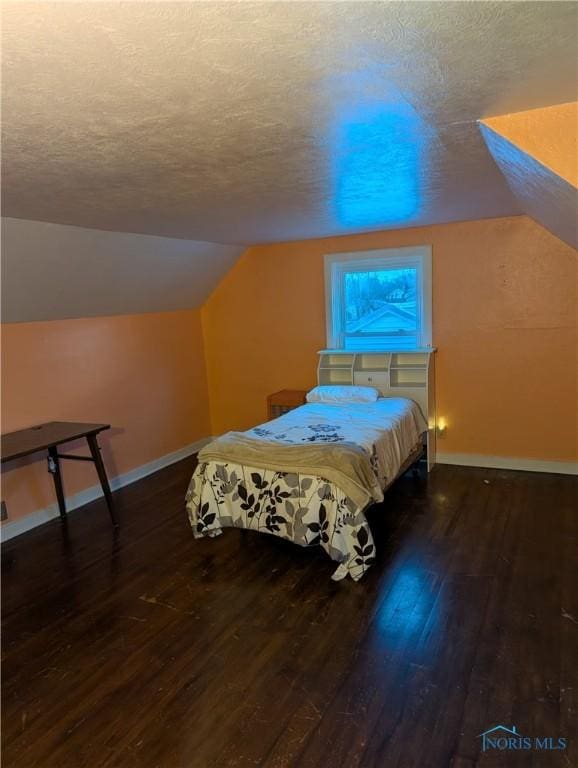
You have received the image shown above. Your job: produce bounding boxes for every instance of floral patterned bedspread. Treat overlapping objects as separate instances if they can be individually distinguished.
[186,398,426,581]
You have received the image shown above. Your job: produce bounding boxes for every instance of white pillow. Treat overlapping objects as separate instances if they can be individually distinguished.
[306,385,380,404]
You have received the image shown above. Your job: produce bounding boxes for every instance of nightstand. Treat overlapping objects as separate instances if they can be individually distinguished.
[267,389,308,420]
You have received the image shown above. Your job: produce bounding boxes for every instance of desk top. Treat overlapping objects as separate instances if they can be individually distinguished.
[1,422,110,463]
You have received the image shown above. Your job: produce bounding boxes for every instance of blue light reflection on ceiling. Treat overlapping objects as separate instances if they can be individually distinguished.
[331,100,430,229]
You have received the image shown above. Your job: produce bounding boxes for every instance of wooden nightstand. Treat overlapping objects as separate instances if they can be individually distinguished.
[267,389,308,420]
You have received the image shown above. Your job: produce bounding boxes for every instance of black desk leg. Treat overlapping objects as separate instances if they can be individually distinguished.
[86,435,119,527]
[47,447,67,520]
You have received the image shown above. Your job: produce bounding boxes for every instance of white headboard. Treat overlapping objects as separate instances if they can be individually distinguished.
[317,349,436,469]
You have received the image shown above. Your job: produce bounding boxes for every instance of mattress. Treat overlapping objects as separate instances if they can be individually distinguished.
[247,397,427,495]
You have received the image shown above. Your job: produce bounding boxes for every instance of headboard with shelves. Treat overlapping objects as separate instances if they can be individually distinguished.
[317,349,436,470]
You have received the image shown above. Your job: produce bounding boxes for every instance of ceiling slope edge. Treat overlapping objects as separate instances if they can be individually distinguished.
[1,217,246,323]
[479,121,577,250]
[481,103,578,186]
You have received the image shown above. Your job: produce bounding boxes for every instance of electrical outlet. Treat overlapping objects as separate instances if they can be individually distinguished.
[1,501,7,521]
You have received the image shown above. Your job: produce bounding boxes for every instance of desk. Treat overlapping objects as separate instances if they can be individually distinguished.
[1,422,118,526]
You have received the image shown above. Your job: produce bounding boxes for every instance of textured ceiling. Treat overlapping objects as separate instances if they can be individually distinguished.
[2,1,578,244]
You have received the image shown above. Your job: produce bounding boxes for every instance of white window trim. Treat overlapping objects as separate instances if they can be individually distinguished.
[324,245,433,351]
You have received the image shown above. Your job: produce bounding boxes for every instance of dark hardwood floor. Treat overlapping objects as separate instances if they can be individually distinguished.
[2,457,577,768]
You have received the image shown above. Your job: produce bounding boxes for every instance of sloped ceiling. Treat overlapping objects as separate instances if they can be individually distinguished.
[482,103,577,186]
[480,103,578,248]
[1,218,244,322]
[2,1,578,244]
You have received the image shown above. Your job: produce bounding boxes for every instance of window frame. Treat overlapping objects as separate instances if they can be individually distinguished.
[324,245,433,351]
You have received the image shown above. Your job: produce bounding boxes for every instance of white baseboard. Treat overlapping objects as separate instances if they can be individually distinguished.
[1,436,213,542]
[4,441,573,542]
[436,451,578,476]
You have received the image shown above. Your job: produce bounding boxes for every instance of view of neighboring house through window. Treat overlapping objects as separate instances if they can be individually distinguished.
[324,246,432,351]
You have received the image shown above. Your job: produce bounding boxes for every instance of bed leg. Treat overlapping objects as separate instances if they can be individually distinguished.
[412,464,420,479]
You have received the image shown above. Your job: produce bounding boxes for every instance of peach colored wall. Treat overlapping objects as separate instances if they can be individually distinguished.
[203,215,577,462]
[482,102,578,187]
[1,309,211,522]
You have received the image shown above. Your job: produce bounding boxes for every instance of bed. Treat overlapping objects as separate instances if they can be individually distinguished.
[185,393,427,581]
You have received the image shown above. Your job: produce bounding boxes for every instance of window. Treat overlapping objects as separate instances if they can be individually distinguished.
[324,246,432,351]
